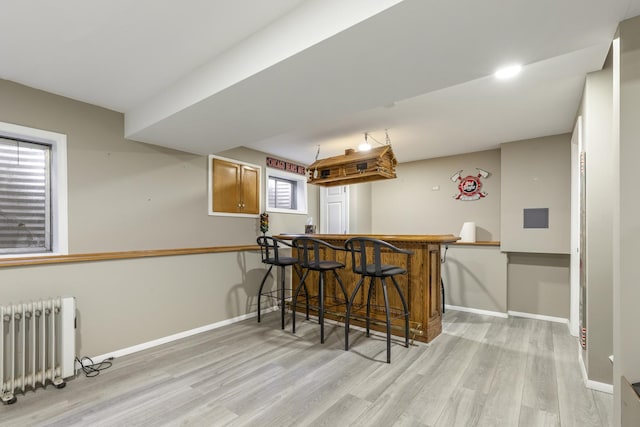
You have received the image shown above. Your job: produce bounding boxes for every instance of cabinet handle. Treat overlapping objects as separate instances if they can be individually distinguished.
[237,203,241,208]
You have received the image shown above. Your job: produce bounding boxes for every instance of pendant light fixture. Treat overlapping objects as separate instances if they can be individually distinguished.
[358,132,372,152]
[307,129,397,186]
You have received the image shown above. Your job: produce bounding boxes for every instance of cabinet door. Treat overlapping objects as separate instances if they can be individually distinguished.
[241,165,260,214]
[212,159,242,213]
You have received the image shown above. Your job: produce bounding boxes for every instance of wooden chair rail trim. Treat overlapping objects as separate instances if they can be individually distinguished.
[0,245,261,268]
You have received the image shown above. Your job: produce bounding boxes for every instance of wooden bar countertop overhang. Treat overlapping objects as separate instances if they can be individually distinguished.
[276,234,459,343]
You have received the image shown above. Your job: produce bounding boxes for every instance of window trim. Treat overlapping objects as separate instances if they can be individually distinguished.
[265,167,307,215]
[0,121,68,258]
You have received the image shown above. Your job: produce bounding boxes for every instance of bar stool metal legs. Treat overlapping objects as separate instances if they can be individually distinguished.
[257,263,307,329]
[344,237,412,363]
[257,264,275,325]
[292,267,348,343]
[291,236,349,344]
[389,275,410,349]
[257,236,305,329]
[345,275,409,363]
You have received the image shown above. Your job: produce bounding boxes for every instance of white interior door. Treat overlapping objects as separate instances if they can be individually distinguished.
[320,186,349,234]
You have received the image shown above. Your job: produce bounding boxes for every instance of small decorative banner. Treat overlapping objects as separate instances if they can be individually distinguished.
[259,212,269,235]
[450,168,490,201]
[266,157,306,175]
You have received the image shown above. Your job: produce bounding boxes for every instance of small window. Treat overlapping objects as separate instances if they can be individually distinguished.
[0,138,50,253]
[266,167,307,214]
[0,122,67,257]
[268,176,297,209]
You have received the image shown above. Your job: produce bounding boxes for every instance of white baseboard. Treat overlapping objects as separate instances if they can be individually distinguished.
[445,304,508,318]
[446,306,570,325]
[587,379,613,394]
[578,345,588,384]
[447,307,571,333]
[507,310,569,325]
[577,337,613,394]
[86,308,276,365]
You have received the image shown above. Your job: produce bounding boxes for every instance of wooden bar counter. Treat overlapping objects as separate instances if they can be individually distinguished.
[276,234,459,343]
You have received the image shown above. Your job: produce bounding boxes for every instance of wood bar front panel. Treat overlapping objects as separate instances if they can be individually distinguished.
[284,234,457,343]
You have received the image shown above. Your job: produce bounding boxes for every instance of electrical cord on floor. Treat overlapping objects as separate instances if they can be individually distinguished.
[75,356,113,378]
[441,244,449,264]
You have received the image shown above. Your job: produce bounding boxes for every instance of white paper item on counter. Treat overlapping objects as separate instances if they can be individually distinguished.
[459,222,476,242]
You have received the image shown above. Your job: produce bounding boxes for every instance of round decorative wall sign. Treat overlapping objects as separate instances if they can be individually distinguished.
[450,168,490,201]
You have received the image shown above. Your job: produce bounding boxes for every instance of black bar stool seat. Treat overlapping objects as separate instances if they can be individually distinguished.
[291,236,349,344]
[344,237,412,363]
[256,236,308,329]
[306,260,344,270]
[356,264,405,276]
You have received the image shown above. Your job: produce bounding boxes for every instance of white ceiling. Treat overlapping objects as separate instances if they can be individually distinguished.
[3,0,640,164]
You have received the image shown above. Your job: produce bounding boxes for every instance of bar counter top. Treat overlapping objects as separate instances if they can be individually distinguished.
[276,233,460,244]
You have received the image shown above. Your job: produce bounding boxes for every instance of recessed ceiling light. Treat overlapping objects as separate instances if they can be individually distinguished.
[494,64,522,79]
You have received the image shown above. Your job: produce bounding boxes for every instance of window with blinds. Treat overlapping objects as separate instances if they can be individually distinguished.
[265,167,307,215]
[268,176,296,209]
[0,137,51,254]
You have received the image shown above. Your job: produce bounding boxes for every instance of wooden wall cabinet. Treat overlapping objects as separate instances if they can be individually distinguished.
[209,156,261,216]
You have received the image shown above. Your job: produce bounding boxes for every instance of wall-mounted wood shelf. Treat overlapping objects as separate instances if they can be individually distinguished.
[451,241,501,246]
[0,245,260,268]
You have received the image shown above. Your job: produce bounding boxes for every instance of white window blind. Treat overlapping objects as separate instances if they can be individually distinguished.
[268,176,297,210]
[0,137,51,254]
[265,167,307,215]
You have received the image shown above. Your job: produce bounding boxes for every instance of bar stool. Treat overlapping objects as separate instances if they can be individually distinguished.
[291,236,349,344]
[344,237,412,363]
[256,236,308,329]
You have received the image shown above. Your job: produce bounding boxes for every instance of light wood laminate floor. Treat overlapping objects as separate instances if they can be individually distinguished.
[1,310,612,426]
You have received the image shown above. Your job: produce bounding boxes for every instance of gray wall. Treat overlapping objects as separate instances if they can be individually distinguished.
[581,66,614,386]
[348,182,373,234]
[617,14,640,423]
[442,245,507,313]
[0,79,311,357]
[372,149,501,240]
[507,253,570,319]
[501,134,571,254]
[1,252,265,357]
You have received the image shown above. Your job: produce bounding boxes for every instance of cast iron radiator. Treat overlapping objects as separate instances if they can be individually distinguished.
[1,297,75,404]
